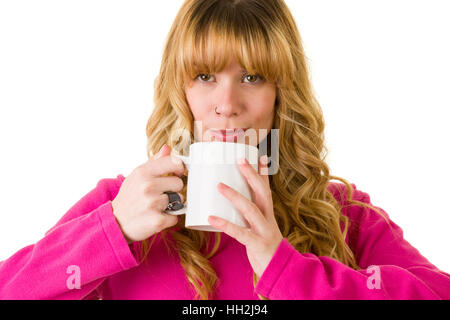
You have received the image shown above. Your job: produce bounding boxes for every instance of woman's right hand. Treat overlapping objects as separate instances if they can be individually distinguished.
[111,144,186,244]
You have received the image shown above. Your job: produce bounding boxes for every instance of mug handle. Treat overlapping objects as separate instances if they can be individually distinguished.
[164,154,190,216]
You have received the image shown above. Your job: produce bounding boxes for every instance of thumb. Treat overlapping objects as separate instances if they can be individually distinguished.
[155,144,171,159]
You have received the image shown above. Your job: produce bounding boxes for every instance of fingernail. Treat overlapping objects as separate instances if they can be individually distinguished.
[157,144,166,156]
[237,157,246,165]
[217,182,228,189]
[209,215,223,226]
[260,155,269,165]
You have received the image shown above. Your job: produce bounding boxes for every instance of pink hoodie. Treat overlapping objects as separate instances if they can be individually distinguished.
[0,174,449,299]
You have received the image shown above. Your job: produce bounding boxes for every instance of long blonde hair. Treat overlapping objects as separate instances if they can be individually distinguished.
[140,0,392,300]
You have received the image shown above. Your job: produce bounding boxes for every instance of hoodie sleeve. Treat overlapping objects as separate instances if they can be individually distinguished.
[0,175,139,300]
[254,184,450,300]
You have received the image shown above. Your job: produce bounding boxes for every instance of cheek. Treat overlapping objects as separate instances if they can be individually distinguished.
[251,108,274,129]
[185,88,208,119]
[252,91,276,124]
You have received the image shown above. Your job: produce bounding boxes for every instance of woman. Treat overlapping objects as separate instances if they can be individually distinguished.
[1,0,449,300]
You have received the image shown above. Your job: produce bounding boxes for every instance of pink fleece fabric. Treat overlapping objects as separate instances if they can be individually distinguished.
[0,174,449,299]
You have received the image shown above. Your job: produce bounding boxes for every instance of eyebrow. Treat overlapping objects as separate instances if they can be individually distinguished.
[201,68,249,75]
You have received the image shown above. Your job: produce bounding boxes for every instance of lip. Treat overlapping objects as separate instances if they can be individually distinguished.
[209,128,249,142]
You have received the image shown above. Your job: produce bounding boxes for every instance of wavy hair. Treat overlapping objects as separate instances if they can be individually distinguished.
[140,0,393,300]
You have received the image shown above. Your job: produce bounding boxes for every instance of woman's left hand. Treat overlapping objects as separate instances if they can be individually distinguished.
[208,155,284,278]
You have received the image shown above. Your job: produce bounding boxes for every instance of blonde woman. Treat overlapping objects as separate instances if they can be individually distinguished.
[1,0,449,300]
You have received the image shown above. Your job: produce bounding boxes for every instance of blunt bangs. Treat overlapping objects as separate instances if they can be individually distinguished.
[176,0,294,88]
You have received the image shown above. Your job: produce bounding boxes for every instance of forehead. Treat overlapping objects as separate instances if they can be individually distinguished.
[182,41,266,81]
[217,57,249,73]
[178,21,287,87]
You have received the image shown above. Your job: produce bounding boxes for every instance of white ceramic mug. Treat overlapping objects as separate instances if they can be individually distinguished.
[164,141,259,232]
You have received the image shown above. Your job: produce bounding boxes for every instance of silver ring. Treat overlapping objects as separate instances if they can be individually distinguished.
[166,201,182,210]
[163,191,183,211]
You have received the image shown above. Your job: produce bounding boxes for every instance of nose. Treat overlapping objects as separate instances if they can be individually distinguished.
[214,82,243,117]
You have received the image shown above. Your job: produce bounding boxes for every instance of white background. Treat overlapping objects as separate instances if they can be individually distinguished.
[0,0,449,273]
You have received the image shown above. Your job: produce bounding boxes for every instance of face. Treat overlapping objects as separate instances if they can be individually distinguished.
[185,57,277,146]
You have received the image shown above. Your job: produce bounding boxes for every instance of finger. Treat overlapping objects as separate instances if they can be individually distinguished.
[158,146,187,178]
[208,215,257,246]
[149,145,185,177]
[258,155,270,175]
[142,144,174,174]
[238,157,268,197]
[152,144,170,160]
[144,154,186,178]
[258,155,277,224]
[152,192,185,212]
[216,182,266,233]
[146,175,185,194]
[144,208,179,231]
[237,157,272,217]
[258,155,271,189]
